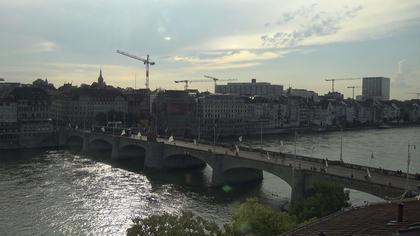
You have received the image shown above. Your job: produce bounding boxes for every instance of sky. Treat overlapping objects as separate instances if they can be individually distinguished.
[0,0,419,100]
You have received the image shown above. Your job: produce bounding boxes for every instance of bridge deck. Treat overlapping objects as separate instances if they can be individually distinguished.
[151,137,420,194]
[69,130,420,195]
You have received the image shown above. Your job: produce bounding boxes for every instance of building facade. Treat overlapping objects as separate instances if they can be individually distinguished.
[289,89,319,102]
[152,90,197,137]
[362,77,390,101]
[215,79,283,98]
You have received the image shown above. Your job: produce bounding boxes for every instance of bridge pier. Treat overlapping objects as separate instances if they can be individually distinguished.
[111,137,120,159]
[144,142,165,170]
[82,135,89,152]
[290,170,309,205]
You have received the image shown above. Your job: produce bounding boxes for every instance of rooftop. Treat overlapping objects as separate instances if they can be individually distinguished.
[282,199,420,236]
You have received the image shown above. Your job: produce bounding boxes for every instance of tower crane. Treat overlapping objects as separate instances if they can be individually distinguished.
[409,92,420,99]
[325,78,359,92]
[203,75,237,92]
[347,86,360,100]
[174,80,191,90]
[116,50,155,89]
[174,79,222,90]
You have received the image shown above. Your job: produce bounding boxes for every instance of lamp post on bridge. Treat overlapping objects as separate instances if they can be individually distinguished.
[292,130,297,193]
[339,127,344,162]
[406,143,416,193]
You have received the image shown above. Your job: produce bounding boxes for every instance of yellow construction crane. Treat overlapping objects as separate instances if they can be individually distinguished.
[116,50,155,89]
[203,75,237,92]
[325,78,359,92]
[347,86,360,100]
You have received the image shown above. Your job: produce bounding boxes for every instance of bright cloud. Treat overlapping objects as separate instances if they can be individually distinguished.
[34,41,59,52]
[171,50,289,70]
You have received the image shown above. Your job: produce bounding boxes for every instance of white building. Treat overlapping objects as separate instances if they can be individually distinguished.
[215,79,283,98]
[362,77,390,101]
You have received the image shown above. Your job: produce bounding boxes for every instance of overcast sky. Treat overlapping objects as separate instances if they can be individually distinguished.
[0,0,419,99]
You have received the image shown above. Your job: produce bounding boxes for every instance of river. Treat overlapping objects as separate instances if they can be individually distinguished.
[1,127,419,235]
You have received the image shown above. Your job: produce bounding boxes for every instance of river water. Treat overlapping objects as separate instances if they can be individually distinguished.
[1,127,419,235]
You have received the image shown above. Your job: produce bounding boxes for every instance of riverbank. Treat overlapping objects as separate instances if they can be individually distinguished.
[228,122,420,139]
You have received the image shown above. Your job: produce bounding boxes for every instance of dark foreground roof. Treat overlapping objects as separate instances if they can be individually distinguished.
[282,199,420,236]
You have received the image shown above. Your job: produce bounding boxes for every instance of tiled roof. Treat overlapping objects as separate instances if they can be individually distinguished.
[282,199,420,236]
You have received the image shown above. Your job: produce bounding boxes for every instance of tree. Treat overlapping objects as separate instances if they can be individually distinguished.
[291,182,350,221]
[230,198,298,236]
[32,78,55,90]
[127,211,225,236]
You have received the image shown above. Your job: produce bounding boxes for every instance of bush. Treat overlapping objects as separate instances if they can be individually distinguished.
[291,182,350,221]
[127,211,224,236]
[230,198,299,236]
[127,182,349,236]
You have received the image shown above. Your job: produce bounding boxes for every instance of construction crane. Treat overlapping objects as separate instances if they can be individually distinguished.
[174,80,190,90]
[325,78,359,92]
[409,92,420,99]
[116,50,155,89]
[347,86,360,100]
[203,75,237,91]
[174,79,218,90]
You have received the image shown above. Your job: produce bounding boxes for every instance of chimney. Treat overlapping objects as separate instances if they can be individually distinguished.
[251,78,256,83]
[397,203,404,223]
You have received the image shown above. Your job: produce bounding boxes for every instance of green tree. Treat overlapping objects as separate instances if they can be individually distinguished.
[291,182,350,221]
[127,211,225,236]
[230,198,298,236]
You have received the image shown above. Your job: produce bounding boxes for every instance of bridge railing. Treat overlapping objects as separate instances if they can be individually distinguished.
[237,144,418,180]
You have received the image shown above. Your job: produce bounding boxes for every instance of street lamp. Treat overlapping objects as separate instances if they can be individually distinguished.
[406,143,416,193]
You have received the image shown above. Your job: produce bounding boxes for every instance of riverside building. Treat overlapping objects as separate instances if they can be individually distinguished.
[362,77,390,101]
[215,79,283,98]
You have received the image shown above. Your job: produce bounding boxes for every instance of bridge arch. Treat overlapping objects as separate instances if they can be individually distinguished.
[89,138,113,152]
[220,159,295,187]
[164,152,208,170]
[304,171,404,201]
[118,144,146,160]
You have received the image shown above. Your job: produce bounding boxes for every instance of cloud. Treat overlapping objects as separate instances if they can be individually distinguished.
[34,41,59,52]
[261,5,363,48]
[275,3,318,25]
[398,59,406,74]
[392,59,420,89]
[170,49,288,70]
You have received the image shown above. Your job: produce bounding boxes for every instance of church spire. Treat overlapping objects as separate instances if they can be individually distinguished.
[98,67,105,88]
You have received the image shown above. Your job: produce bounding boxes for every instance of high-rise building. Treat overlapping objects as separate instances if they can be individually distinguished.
[362,77,390,101]
[215,79,283,98]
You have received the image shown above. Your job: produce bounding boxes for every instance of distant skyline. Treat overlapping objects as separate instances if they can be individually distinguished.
[0,0,419,100]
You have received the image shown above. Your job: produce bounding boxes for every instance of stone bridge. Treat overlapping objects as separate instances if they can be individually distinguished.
[60,129,420,204]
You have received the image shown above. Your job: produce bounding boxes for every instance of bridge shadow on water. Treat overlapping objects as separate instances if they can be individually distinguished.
[64,147,289,206]
[4,143,292,209]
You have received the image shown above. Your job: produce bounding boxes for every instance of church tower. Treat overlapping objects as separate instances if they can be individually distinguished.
[98,68,106,88]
